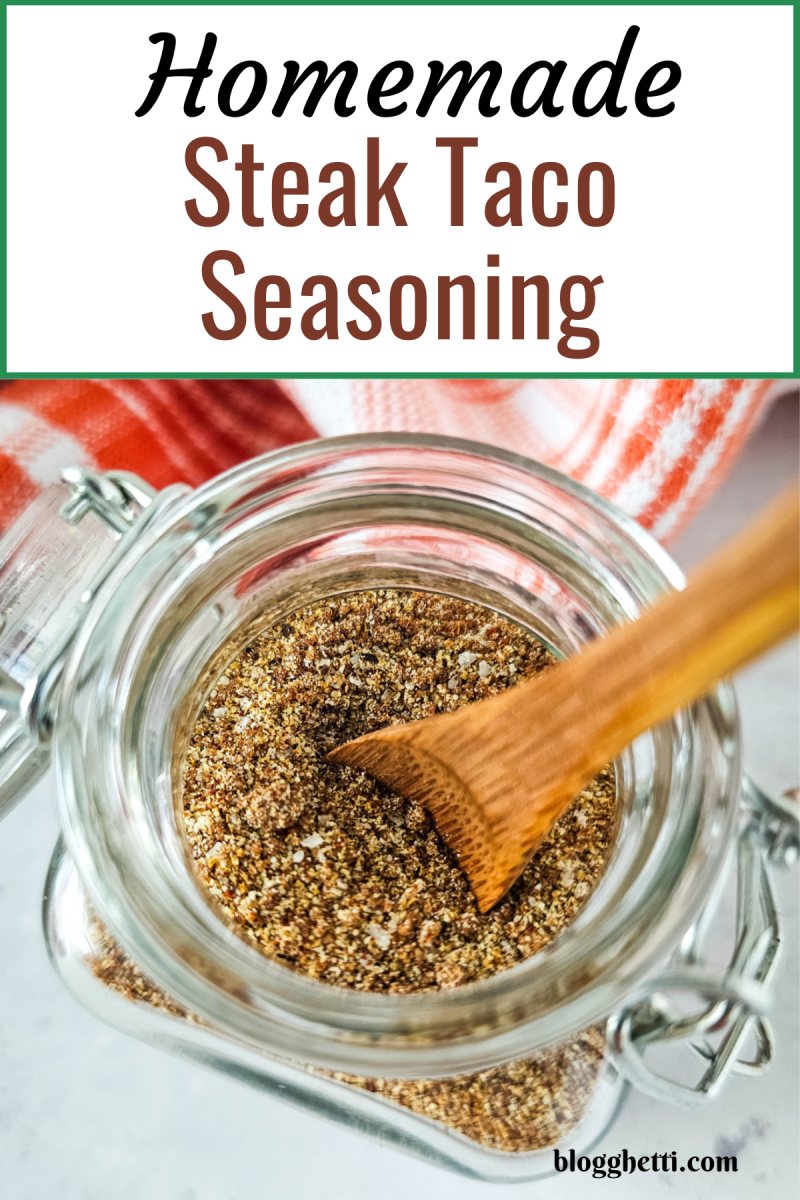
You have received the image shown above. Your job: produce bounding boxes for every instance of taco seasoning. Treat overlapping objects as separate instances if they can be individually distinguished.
[93,589,617,1152]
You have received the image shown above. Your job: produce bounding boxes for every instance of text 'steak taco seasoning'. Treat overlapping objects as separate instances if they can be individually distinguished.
[93,589,616,1152]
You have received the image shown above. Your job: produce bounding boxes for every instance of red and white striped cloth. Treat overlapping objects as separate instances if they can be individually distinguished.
[0,377,776,543]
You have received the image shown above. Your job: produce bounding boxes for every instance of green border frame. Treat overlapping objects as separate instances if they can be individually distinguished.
[1,1,795,380]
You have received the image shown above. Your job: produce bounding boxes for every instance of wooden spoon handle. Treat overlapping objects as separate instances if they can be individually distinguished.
[480,485,799,852]
[330,486,799,912]
[550,484,799,747]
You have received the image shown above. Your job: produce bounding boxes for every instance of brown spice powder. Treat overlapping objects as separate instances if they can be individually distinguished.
[89,919,194,1023]
[331,1026,607,1154]
[91,589,616,1154]
[89,913,606,1154]
[181,589,615,993]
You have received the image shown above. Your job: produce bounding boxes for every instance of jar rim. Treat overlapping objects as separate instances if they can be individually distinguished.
[54,433,741,1076]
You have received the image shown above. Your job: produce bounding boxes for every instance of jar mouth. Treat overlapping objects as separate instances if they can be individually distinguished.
[55,433,740,1076]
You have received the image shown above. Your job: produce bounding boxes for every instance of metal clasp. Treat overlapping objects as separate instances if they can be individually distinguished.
[0,468,188,821]
[23,469,189,739]
[607,775,798,1107]
[0,469,158,726]
[60,467,157,533]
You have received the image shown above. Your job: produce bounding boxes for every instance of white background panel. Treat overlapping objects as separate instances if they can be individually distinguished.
[6,4,794,371]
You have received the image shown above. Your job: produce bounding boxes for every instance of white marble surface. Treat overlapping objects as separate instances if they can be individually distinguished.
[1,399,798,1199]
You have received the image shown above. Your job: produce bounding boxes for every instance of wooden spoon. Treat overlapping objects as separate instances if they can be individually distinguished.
[328,486,800,912]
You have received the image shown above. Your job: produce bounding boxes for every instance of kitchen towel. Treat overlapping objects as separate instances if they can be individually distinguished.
[0,377,775,541]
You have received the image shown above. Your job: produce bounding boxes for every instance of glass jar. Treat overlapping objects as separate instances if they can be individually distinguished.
[1,435,795,1183]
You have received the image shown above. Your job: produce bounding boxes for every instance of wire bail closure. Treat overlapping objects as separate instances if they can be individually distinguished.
[0,468,187,820]
[607,775,798,1107]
